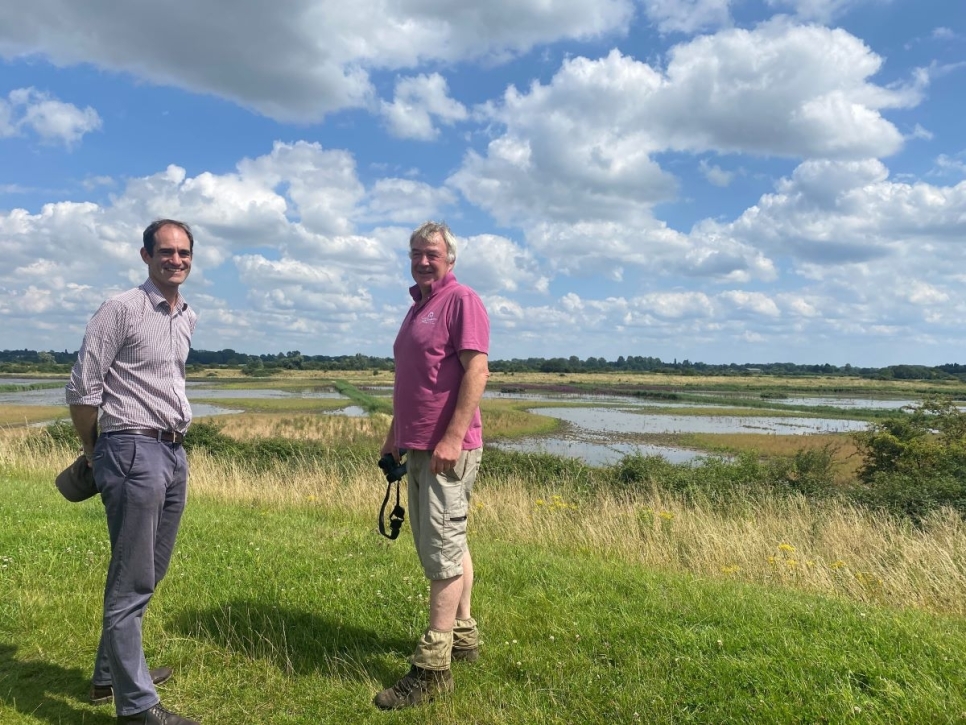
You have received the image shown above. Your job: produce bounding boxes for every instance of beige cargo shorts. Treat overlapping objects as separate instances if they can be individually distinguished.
[406,448,482,580]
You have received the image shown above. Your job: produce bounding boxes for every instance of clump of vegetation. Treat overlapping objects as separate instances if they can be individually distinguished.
[851,397,966,521]
[610,447,838,504]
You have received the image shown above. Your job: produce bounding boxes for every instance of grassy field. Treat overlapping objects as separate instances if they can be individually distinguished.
[0,405,69,427]
[1,420,966,724]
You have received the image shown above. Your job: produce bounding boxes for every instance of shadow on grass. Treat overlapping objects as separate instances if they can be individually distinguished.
[0,643,113,724]
[171,600,414,683]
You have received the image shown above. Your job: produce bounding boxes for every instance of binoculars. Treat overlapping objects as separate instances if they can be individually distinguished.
[378,449,408,483]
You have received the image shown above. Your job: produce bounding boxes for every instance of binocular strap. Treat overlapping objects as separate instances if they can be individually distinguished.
[379,479,406,540]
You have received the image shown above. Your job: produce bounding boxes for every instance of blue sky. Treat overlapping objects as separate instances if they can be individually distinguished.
[1,0,964,366]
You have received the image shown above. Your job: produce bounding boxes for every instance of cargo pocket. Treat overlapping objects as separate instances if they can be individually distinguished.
[440,479,469,569]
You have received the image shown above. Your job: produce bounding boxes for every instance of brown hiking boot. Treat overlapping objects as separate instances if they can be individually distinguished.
[373,665,454,710]
[451,646,479,663]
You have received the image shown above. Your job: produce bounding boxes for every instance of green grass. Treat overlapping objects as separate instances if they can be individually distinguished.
[331,381,393,416]
[1,466,965,724]
[192,397,350,413]
[0,382,66,393]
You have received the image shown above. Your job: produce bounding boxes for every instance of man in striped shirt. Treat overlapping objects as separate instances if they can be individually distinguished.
[66,219,199,725]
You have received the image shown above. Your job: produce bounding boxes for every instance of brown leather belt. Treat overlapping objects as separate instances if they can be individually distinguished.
[108,429,185,444]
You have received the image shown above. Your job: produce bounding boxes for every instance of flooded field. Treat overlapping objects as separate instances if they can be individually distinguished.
[0,376,912,465]
[489,405,869,465]
[0,380,352,418]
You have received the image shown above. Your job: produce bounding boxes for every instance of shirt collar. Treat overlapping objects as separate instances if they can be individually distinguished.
[409,271,457,304]
[141,278,188,312]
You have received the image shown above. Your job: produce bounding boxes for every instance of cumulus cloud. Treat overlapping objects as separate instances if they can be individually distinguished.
[0,140,640,356]
[0,87,101,146]
[706,158,966,266]
[380,73,468,140]
[457,233,550,295]
[452,22,921,228]
[364,178,458,224]
[0,0,633,121]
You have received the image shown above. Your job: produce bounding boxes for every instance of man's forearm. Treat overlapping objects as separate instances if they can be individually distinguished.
[442,352,489,445]
[69,404,99,459]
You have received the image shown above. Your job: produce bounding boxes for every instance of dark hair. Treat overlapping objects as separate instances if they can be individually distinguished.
[142,219,194,256]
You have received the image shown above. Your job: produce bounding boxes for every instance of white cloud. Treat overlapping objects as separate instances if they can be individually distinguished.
[380,73,468,140]
[0,0,633,121]
[0,87,101,146]
[699,159,735,187]
[365,178,457,224]
[457,234,550,295]
[641,0,733,34]
[707,158,966,267]
[765,0,884,23]
[720,290,782,317]
[452,22,920,228]
[933,153,966,177]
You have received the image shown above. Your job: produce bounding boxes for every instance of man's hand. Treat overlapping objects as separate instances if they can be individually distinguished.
[431,436,462,475]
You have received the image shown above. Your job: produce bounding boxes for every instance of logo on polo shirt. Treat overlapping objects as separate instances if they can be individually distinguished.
[419,311,438,325]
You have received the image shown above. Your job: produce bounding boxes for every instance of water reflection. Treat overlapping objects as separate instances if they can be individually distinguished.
[493,437,705,466]
[493,406,869,467]
[0,381,348,408]
[774,397,917,409]
[537,407,869,435]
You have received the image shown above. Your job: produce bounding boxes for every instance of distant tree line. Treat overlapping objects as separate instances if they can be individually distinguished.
[0,348,964,381]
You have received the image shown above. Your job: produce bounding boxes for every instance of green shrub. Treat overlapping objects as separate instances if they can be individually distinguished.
[183,421,243,457]
[851,397,966,520]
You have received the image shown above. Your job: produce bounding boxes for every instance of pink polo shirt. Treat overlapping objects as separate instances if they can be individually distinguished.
[393,272,489,451]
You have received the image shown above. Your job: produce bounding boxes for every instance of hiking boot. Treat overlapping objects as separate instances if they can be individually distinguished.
[90,667,174,705]
[452,617,478,663]
[116,702,199,724]
[451,646,479,663]
[373,665,454,710]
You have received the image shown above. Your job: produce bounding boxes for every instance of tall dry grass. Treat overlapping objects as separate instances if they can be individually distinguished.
[209,411,391,444]
[0,405,69,426]
[5,422,965,617]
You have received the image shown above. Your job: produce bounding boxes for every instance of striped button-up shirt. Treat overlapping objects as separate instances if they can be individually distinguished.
[66,279,198,434]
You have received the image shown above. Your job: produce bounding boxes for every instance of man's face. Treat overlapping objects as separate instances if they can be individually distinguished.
[141,224,192,294]
[410,233,453,296]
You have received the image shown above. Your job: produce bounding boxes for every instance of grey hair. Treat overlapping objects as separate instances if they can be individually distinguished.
[410,221,457,263]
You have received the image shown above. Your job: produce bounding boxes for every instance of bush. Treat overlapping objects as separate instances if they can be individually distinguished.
[850,471,966,522]
[851,397,966,521]
[183,421,244,457]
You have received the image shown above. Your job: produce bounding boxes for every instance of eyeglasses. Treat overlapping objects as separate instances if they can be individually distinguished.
[409,250,446,262]
[156,248,192,259]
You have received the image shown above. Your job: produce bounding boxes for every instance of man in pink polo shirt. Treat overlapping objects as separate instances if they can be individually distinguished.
[374,221,490,710]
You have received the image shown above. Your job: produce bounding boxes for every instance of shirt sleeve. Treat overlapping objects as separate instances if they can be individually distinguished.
[65,300,127,407]
[453,290,489,356]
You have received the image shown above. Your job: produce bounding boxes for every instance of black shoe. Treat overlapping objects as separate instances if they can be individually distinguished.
[116,702,199,724]
[90,667,174,705]
[373,665,454,710]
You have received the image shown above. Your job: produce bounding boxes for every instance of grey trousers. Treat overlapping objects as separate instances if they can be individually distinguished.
[91,433,187,717]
